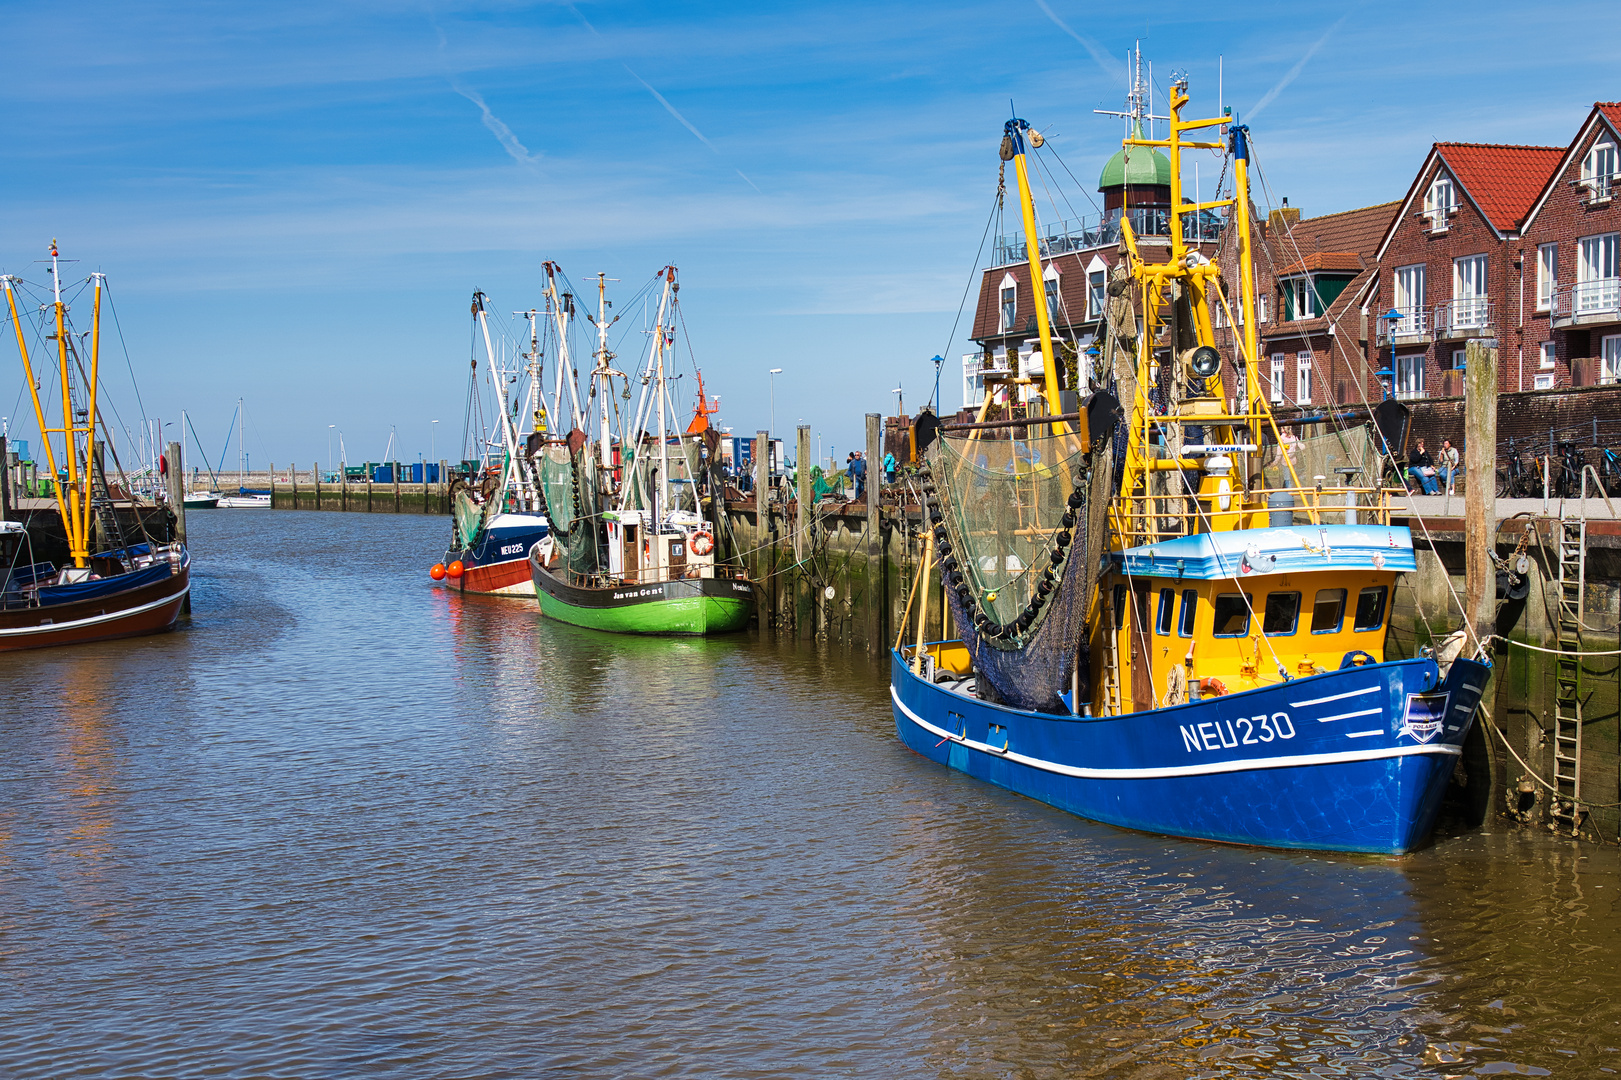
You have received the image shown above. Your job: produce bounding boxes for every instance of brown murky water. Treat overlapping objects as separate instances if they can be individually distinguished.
[0,511,1616,1078]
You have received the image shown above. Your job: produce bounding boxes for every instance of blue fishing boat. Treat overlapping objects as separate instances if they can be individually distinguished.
[892,68,1489,855]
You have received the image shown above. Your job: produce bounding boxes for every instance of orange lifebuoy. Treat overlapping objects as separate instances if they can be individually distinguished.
[691,530,715,556]
[1200,677,1228,697]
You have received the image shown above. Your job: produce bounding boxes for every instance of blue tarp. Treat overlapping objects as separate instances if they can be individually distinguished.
[36,562,171,605]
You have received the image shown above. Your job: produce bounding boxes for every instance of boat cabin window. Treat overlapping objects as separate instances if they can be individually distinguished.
[1354,586,1388,632]
[1178,589,1198,637]
[1311,588,1346,634]
[1263,592,1300,636]
[1113,585,1128,630]
[1155,588,1174,635]
[1211,593,1252,637]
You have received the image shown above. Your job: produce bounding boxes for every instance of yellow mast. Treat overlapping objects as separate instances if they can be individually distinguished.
[1003,118,1086,444]
[3,241,98,567]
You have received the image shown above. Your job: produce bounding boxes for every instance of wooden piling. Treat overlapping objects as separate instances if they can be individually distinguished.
[755,430,770,620]
[1464,339,1497,648]
[795,425,810,563]
[165,441,185,543]
[394,463,401,513]
[314,462,321,510]
[866,412,882,655]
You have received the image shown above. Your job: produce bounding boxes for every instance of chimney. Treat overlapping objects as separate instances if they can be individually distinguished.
[1268,197,1301,233]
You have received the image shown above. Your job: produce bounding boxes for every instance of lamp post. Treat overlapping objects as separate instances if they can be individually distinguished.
[431,420,439,465]
[892,385,903,418]
[768,368,783,435]
[327,424,335,476]
[930,355,944,412]
[1379,308,1402,400]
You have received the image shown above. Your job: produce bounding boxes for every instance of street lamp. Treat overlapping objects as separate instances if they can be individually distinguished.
[431,420,439,465]
[328,424,335,475]
[1379,308,1402,400]
[768,368,783,435]
[930,355,944,412]
[892,384,904,417]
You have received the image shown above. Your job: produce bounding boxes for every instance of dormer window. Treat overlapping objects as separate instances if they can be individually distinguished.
[1042,263,1061,325]
[1424,175,1456,231]
[1281,277,1319,321]
[1583,142,1617,201]
[998,273,1017,333]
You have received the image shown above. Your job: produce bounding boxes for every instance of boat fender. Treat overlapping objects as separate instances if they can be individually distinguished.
[1199,677,1228,697]
[1339,650,1376,669]
[429,563,446,581]
[447,560,465,579]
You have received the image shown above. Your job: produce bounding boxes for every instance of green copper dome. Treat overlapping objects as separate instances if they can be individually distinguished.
[1099,123,1172,189]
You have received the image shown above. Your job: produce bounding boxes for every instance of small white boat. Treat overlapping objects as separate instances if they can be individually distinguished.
[217,493,271,509]
[183,491,220,509]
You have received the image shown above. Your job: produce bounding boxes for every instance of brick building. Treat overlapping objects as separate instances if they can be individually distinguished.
[963,130,1222,410]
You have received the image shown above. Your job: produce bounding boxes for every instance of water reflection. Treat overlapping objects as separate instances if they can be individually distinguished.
[0,511,1612,1078]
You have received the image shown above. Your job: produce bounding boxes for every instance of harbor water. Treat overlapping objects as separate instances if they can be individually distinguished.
[0,512,1616,1078]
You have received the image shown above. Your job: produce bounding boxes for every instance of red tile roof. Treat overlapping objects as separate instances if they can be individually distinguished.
[1436,143,1563,231]
[1277,251,1365,276]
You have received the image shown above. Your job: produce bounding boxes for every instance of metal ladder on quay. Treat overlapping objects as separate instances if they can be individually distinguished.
[1550,501,1587,835]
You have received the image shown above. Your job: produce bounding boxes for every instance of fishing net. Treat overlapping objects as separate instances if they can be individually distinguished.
[1257,424,1380,491]
[538,443,601,577]
[931,425,1115,713]
[617,438,702,514]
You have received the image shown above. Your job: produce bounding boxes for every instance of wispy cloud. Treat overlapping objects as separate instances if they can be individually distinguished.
[566,3,759,192]
[1031,0,1124,82]
[1249,14,1351,122]
[451,83,543,170]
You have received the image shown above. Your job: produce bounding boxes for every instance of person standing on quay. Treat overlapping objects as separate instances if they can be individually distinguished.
[851,451,867,500]
[883,450,896,485]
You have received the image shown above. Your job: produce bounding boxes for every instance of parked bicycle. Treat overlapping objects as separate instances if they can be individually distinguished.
[1495,438,1540,499]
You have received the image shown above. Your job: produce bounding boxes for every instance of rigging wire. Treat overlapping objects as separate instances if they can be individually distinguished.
[936,187,1003,400]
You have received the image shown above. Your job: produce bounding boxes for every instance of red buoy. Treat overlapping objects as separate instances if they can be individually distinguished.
[430,563,446,580]
[447,561,465,579]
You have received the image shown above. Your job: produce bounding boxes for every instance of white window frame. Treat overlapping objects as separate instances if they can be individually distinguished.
[998,273,1018,333]
[1395,354,1425,400]
[1539,341,1556,370]
[1604,334,1621,385]
[1087,269,1105,319]
[1583,142,1617,200]
[962,353,986,409]
[1452,349,1467,370]
[1282,277,1317,321]
[1394,264,1426,333]
[1451,254,1488,329]
[1042,262,1061,325]
[1269,353,1286,403]
[1537,243,1557,311]
[1257,295,1269,323]
[1534,373,1556,390]
[1424,175,1455,231]
[1295,351,1312,405]
[1577,232,1620,313]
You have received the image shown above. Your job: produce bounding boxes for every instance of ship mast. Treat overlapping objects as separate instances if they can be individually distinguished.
[589,273,621,482]
[541,262,587,433]
[473,290,536,507]
[2,241,100,568]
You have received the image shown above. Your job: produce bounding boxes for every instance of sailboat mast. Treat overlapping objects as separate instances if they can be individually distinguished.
[594,274,614,479]
[3,260,77,563]
[655,268,674,518]
[474,290,531,505]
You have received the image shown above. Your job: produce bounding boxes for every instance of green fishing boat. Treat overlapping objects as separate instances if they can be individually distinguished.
[529,265,755,635]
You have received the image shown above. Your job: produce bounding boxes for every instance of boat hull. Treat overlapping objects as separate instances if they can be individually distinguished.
[530,558,754,635]
[0,553,190,652]
[891,650,1489,855]
[443,513,551,597]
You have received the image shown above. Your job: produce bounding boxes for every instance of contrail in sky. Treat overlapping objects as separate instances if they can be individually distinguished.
[1032,0,1124,81]
[453,83,543,169]
[567,3,759,192]
[1249,14,1350,121]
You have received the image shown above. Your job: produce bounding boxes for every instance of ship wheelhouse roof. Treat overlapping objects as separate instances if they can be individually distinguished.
[1111,524,1417,581]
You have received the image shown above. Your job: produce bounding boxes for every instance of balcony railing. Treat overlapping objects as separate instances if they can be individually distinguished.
[1433,297,1496,338]
[1552,278,1621,324]
[1377,306,1429,344]
[1570,171,1618,202]
[992,206,1227,266]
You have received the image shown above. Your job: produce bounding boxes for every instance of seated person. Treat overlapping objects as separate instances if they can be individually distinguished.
[1438,439,1461,490]
[1406,438,1441,495]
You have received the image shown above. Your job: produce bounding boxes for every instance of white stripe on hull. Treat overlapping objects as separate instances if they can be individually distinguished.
[0,581,190,637]
[892,684,1458,780]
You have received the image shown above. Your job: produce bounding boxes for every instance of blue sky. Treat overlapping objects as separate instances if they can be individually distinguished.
[2,0,1618,471]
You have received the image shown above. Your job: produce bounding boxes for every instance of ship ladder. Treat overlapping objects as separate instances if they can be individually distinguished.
[1100,590,1123,717]
[1551,509,1587,835]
